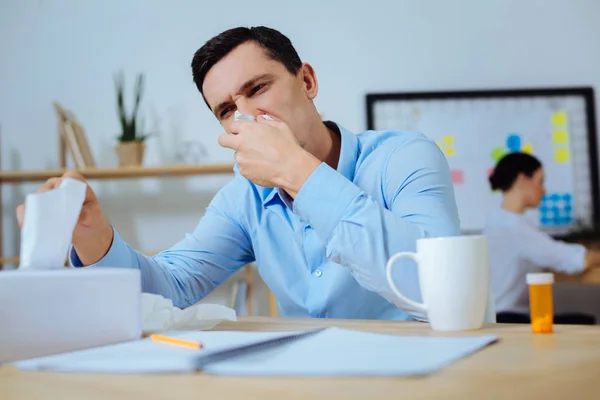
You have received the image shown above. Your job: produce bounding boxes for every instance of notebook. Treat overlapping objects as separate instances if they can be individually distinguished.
[13,328,498,376]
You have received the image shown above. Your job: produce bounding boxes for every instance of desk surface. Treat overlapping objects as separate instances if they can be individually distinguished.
[2,317,600,399]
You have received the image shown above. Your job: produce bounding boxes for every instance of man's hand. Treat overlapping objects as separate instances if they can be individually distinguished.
[218,115,321,198]
[16,170,114,266]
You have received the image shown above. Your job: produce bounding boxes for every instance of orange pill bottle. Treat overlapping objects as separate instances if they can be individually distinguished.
[526,273,554,334]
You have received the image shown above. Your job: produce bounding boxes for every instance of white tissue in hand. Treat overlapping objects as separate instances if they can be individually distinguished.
[141,293,237,333]
[234,111,255,121]
[234,111,274,121]
[19,178,87,270]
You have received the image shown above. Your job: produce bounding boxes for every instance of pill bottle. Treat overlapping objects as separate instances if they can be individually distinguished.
[526,272,554,334]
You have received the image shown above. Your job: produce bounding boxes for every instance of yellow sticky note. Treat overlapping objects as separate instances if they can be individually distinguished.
[552,131,568,144]
[522,143,534,154]
[552,111,568,126]
[554,148,570,163]
[445,147,455,157]
[443,135,454,144]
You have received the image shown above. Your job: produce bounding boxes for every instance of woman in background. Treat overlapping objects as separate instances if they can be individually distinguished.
[484,152,600,324]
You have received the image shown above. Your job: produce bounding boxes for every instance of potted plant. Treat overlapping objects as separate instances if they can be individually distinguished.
[114,71,149,167]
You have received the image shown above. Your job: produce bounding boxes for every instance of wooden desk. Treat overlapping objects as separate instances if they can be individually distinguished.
[556,267,600,284]
[2,317,600,399]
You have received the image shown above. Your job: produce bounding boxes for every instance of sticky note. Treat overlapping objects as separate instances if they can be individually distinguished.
[443,135,454,144]
[552,111,568,126]
[444,147,455,157]
[506,134,521,152]
[451,169,464,184]
[554,148,570,163]
[491,146,506,162]
[522,143,534,154]
[552,131,568,144]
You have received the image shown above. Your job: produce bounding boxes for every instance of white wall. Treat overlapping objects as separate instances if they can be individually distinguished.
[2,0,600,314]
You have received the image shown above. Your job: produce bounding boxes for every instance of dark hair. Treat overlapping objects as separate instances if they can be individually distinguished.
[489,152,542,191]
[191,26,302,104]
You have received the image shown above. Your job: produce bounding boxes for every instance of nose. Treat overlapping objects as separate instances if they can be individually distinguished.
[234,98,257,117]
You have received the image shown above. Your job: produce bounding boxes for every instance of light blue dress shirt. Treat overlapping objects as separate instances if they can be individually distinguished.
[71,122,493,321]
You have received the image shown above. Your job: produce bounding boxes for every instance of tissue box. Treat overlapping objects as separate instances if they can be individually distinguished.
[0,268,141,363]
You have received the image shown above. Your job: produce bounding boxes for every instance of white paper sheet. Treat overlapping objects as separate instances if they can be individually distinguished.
[14,328,498,375]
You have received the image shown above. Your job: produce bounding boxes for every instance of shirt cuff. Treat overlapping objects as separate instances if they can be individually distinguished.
[293,162,362,242]
[566,244,587,273]
[69,227,134,269]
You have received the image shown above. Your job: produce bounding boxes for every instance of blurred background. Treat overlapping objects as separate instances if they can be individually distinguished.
[1,0,600,316]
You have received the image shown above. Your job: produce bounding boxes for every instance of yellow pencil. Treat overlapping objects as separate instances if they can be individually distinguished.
[150,334,203,350]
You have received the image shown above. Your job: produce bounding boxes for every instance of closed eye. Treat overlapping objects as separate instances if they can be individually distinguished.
[249,84,266,97]
[219,105,236,119]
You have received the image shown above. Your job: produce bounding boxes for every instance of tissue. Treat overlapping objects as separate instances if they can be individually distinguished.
[234,111,256,121]
[141,293,237,334]
[234,111,274,121]
[19,177,87,270]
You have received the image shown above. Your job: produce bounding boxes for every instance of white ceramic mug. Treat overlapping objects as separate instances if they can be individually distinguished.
[386,235,490,331]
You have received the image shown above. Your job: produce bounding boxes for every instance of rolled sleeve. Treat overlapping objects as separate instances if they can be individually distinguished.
[69,227,137,269]
[293,163,362,243]
[555,243,586,274]
[520,224,586,274]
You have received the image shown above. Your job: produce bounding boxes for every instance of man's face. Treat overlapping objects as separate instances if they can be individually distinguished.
[202,41,318,147]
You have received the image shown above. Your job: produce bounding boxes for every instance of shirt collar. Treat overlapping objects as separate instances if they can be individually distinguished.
[261,121,359,207]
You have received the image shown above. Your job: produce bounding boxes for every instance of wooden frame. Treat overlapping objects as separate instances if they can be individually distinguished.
[53,102,96,169]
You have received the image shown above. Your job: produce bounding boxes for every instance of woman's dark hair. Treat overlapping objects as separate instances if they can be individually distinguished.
[489,152,542,191]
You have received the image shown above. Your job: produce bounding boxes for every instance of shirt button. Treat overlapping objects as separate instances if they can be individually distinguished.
[313,269,322,278]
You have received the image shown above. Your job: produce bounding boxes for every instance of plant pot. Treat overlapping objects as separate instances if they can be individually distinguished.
[116,141,145,167]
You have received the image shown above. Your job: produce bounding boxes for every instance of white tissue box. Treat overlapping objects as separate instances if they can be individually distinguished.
[0,268,141,363]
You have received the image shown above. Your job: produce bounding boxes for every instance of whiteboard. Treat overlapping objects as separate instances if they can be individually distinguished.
[366,88,599,234]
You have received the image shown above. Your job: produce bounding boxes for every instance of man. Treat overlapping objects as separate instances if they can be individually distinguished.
[17,26,474,321]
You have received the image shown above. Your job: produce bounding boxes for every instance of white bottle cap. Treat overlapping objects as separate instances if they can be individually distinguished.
[526,272,554,285]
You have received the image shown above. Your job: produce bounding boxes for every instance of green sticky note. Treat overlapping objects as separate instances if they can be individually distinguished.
[491,146,506,162]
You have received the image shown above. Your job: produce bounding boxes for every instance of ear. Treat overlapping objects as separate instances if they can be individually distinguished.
[513,172,529,188]
[299,63,319,100]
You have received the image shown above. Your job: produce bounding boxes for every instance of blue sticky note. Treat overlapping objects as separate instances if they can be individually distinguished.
[553,217,561,225]
[564,205,572,213]
[506,134,521,152]
[550,194,560,202]
[563,194,572,202]
[541,217,549,225]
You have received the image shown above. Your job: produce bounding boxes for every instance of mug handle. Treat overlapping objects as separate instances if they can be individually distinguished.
[385,252,427,314]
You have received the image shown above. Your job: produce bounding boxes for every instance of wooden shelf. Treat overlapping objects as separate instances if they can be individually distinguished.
[0,163,235,184]
[0,257,20,265]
